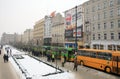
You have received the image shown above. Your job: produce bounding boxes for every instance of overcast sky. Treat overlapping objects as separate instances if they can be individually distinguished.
[0,0,88,38]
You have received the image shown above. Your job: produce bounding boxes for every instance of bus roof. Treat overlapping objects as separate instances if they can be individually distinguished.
[79,48,120,56]
[78,48,120,54]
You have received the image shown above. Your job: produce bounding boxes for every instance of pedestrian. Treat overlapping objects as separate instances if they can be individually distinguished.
[3,54,7,63]
[6,55,9,62]
[52,53,55,62]
[10,49,12,56]
[7,49,9,55]
[0,49,1,55]
[73,57,78,71]
[61,56,65,67]
[64,55,66,63]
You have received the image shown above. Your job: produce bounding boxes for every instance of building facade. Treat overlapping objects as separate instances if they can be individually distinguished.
[44,15,52,46]
[51,13,65,46]
[64,5,84,49]
[83,0,120,51]
[22,29,33,45]
[33,18,44,46]
[1,32,17,45]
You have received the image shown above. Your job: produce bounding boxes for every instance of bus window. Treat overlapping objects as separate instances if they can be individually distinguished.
[97,52,112,60]
[97,52,105,59]
[105,53,112,60]
[90,52,96,58]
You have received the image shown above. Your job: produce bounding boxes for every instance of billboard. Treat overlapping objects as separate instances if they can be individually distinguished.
[65,6,83,41]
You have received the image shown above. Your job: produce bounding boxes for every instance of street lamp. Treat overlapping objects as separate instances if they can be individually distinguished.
[75,6,83,51]
[54,34,58,72]
[75,6,77,51]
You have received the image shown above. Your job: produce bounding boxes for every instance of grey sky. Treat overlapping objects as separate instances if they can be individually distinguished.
[0,0,88,38]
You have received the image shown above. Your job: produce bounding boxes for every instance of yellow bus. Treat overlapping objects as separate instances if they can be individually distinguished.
[76,49,120,75]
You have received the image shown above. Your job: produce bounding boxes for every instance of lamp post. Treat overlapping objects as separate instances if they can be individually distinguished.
[75,6,77,52]
[75,5,84,51]
[54,34,58,72]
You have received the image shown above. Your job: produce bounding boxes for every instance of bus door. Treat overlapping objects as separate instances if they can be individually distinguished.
[112,56,120,74]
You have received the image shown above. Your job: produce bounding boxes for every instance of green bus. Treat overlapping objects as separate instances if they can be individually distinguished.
[42,46,51,56]
[51,46,64,59]
[61,47,76,62]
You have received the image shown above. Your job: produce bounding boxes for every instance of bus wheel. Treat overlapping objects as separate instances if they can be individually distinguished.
[80,61,84,66]
[105,67,111,73]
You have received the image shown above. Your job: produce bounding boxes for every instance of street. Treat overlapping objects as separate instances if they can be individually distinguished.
[0,49,20,79]
[0,45,120,79]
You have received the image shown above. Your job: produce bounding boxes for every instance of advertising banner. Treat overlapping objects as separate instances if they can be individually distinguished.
[65,6,83,41]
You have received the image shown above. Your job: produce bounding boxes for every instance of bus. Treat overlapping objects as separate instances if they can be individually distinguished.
[61,47,75,62]
[76,49,120,75]
[42,46,51,56]
[50,46,64,59]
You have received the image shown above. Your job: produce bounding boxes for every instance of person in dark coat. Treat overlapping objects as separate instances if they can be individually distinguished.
[0,49,1,55]
[73,58,78,71]
[3,54,9,63]
[3,54,6,62]
[6,55,9,62]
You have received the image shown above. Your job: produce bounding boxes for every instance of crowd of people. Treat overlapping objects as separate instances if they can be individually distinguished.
[0,45,12,63]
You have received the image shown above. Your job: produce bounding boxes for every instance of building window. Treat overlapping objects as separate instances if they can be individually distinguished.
[118,7,120,16]
[110,0,114,7]
[118,20,120,28]
[92,6,95,12]
[104,11,107,19]
[92,24,95,31]
[110,9,113,17]
[118,0,120,4]
[111,33,114,39]
[111,21,114,29]
[104,33,107,40]
[93,34,95,40]
[93,15,96,21]
[86,9,89,14]
[104,1,107,9]
[104,23,107,29]
[97,4,101,10]
[98,14,100,20]
[93,27,95,31]
[98,24,100,30]
[119,33,120,39]
[98,34,101,40]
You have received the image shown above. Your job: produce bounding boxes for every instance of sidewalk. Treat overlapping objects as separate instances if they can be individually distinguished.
[0,49,20,79]
[30,55,102,79]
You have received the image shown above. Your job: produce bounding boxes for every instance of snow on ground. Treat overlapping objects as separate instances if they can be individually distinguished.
[4,45,75,79]
[13,55,74,79]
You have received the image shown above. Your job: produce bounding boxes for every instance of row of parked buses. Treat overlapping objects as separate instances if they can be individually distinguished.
[15,45,120,75]
[42,46,76,62]
[42,46,120,75]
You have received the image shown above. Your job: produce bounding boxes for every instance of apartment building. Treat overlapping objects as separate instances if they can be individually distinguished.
[33,18,44,46]
[51,13,65,46]
[1,32,17,45]
[44,15,52,46]
[22,29,33,44]
[64,5,84,49]
[83,0,120,51]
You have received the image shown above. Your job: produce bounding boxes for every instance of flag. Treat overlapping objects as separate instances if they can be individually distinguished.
[50,11,56,17]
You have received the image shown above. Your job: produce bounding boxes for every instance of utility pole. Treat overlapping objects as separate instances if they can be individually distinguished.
[75,6,77,52]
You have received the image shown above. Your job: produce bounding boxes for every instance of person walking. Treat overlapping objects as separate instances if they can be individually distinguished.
[0,49,1,55]
[73,57,78,71]
[61,56,65,67]
[73,51,78,71]
[3,54,7,63]
[52,53,55,62]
